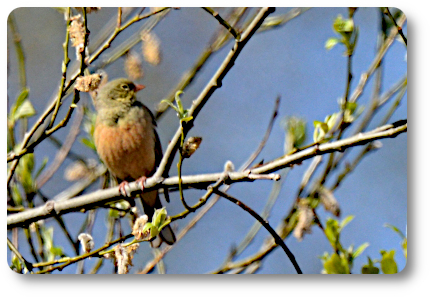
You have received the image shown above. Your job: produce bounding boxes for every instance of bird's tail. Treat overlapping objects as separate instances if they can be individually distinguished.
[159,224,176,245]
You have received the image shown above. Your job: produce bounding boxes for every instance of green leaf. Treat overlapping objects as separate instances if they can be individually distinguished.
[343,19,354,32]
[384,223,406,240]
[35,157,49,179]
[333,15,354,33]
[142,223,159,238]
[313,121,328,142]
[384,224,407,259]
[313,120,324,129]
[160,99,179,113]
[81,138,96,151]
[325,112,340,131]
[324,218,339,246]
[380,250,398,274]
[353,242,369,259]
[13,99,36,122]
[361,257,380,274]
[282,116,307,151]
[345,102,357,114]
[108,208,119,218]
[51,246,65,257]
[322,252,350,274]
[142,222,153,233]
[153,207,167,228]
[325,37,340,50]
[174,91,185,114]
[402,238,407,259]
[339,215,354,230]
[10,184,23,206]
[15,153,35,194]
[180,116,193,123]
[11,255,23,273]
[10,87,30,120]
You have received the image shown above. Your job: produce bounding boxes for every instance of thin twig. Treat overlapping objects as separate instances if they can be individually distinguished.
[7,121,407,230]
[36,105,84,188]
[140,188,224,274]
[8,12,27,88]
[349,13,406,104]
[154,7,276,180]
[33,233,134,273]
[6,8,170,168]
[202,7,240,39]
[7,238,33,272]
[49,7,71,129]
[155,8,248,119]
[241,95,280,170]
[258,8,311,32]
[233,167,289,257]
[384,7,407,46]
[213,189,302,274]
[87,7,170,65]
[144,94,282,271]
[177,124,192,210]
[7,9,88,186]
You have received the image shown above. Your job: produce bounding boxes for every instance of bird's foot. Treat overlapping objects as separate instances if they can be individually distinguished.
[118,176,147,196]
[119,181,131,197]
[136,176,147,191]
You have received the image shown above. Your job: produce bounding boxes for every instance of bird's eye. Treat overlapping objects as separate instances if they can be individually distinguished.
[120,84,130,90]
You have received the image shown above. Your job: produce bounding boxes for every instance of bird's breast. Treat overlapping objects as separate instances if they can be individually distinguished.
[94,119,156,181]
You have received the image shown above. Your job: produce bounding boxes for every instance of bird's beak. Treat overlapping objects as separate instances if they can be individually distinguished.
[135,84,145,92]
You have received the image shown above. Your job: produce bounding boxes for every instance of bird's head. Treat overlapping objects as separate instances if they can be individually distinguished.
[96,78,145,109]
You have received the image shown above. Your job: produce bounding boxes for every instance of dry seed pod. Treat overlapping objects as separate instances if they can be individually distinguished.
[132,215,149,240]
[74,73,102,93]
[124,51,144,80]
[319,186,340,217]
[293,200,314,241]
[78,233,94,253]
[69,14,86,53]
[115,243,139,274]
[181,136,202,158]
[141,31,161,65]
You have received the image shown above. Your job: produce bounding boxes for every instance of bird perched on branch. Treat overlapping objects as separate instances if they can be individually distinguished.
[93,78,175,246]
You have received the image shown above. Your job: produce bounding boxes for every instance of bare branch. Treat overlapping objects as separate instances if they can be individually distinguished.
[213,189,302,274]
[202,7,240,39]
[154,7,276,179]
[7,121,406,230]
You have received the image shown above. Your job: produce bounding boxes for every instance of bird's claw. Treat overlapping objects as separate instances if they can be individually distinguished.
[119,181,132,197]
[118,176,147,196]
[136,176,147,191]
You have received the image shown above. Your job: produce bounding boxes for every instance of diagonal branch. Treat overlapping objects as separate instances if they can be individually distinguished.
[7,121,406,230]
[154,7,276,180]
[213,189,302,274]
[202,7,240,39]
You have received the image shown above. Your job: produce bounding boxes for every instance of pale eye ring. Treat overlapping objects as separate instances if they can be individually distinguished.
[120,84,130,90]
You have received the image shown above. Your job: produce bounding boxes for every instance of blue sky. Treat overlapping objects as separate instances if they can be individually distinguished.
[7,7,407,275]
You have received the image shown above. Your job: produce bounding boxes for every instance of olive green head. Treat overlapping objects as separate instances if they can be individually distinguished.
[95,78,146,124]
[95,78,144,109]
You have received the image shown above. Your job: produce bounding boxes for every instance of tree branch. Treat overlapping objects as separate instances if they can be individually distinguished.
[7,121,406,230]
[153,7,276,179]
[213,189,302,274]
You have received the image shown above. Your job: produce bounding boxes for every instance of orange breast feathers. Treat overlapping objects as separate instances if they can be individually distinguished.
[94,120,156,181]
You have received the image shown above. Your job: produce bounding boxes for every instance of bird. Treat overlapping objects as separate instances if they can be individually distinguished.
[93,78,175,246]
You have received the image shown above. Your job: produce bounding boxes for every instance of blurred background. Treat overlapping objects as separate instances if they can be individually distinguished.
[7,7,407,274]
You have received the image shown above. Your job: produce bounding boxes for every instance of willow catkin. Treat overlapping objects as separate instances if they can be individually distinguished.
[141,31,162,66]
[124,51,144,80]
